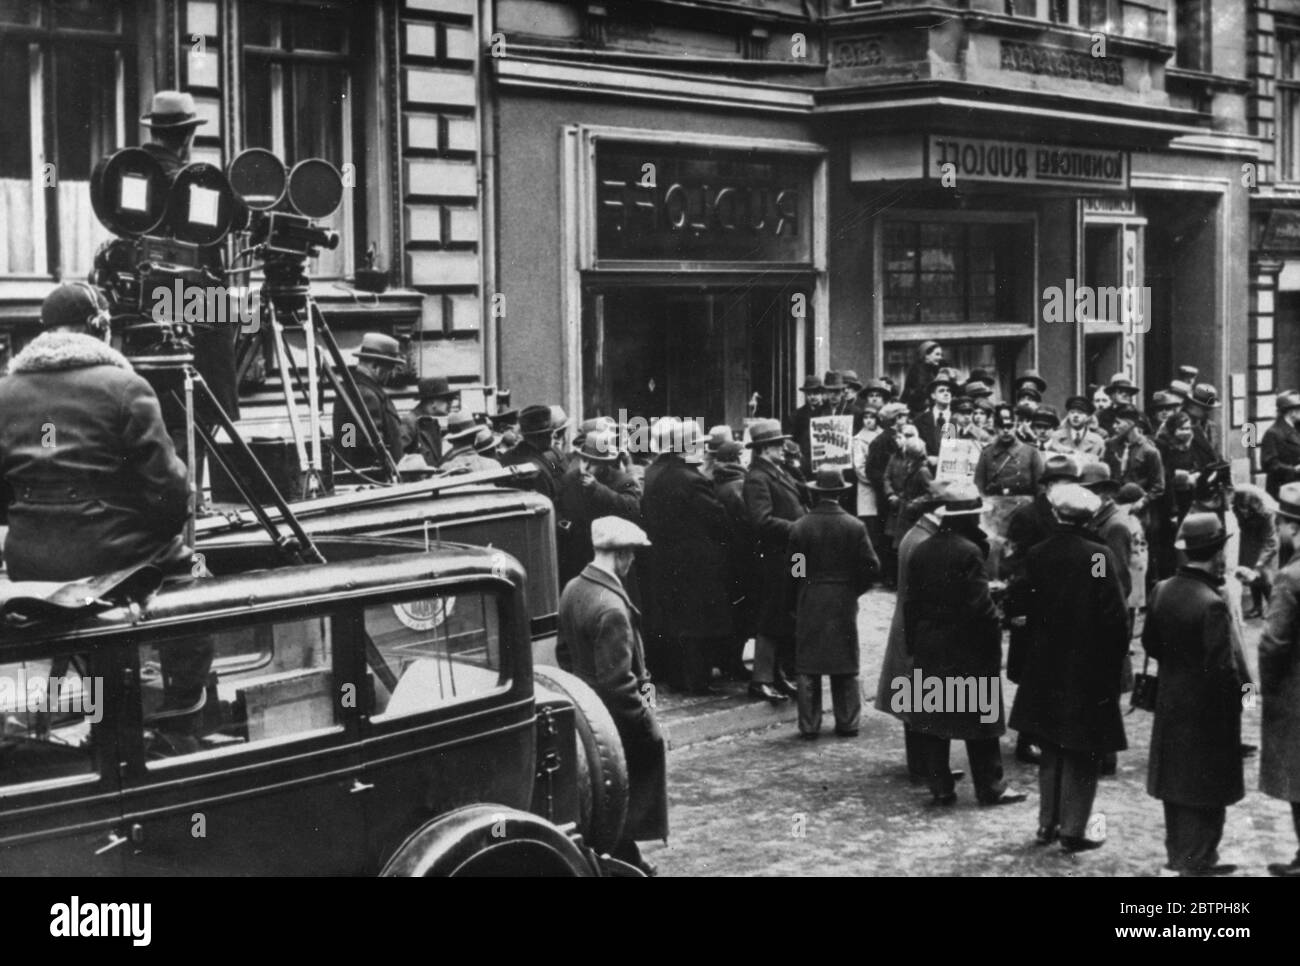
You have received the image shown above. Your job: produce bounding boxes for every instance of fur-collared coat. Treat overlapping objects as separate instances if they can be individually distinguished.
[0,331,189,581]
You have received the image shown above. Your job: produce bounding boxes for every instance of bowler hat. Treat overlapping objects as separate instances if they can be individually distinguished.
[1278,390,1300,414]
[579,430,622,463]
[1041,453,1080,484]
[746,418,790,449]
[417,376,458,401]
[1277,482,1300,522]
[1115,482,1146,506]
[518,404,555,436]
[1015,371,1047,395]
[840,369,863,390]
[591,516,651,550]
[807,465,852,493]
[472,428,500,455]
[800,374,824,392]
[356,332,404,366]
[140,90,207,130]
[1175,512,1228,553]
[444,411,479,441]
[1186,383,1221,409]
[1064,394,1094,415]
[1105,374,1140,396]
[937,480,985,518]
[1078,461,1119,492]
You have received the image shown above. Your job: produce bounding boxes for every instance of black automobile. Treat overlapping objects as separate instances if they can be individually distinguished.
[0,537,633,876]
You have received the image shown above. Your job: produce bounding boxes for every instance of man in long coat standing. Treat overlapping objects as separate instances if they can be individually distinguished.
[903,481,1026,808]
[1005,484,1129,852]
[558,516,667,875]
[640,422,732,694]
[875,488,944,781]
[743,419,808,703]
[787,466,880,738]
[1143,512,1245,876]
[1260,482,1300,876]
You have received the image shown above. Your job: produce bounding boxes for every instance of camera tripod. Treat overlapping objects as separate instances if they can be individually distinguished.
[233,257,400,499]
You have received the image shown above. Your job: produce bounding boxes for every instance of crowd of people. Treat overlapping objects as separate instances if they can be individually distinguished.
[477,339,1300,877]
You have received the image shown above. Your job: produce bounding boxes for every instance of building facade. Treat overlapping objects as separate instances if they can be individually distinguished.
[0,0,1258,468]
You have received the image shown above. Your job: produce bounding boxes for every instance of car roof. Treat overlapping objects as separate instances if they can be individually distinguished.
[0,543,524,648]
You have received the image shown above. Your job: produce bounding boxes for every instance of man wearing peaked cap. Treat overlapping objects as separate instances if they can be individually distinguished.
[1004,482,1129,853]
[558,514,666,875]
[1262,391,1300,499]
[334,332,405,472]
[1048,396,1105,464]
[1260,482,1300,875]
[973,402,1045,497]
[1143,511,1245,876]
[787,465,880,739]
[903,479,1027,807]
[556,429,641,588]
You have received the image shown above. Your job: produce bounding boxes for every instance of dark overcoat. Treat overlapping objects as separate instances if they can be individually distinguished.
[558,564,668,841]
[902,526,1006,740]
[333,367,404,468]
[499,438,563,504]
[713,462,756,639]
[556,461,641,589]
[401,404,444,468]
[1260,558,1300,802]
[1003,493,1056,682]
[743,454,808,637]
[1006,526,1129,753]
[875,513,938,715]
[1261,419,1300,498]
[1143,569,1245,808]
[0,331,189,581]
[786,500,879,675]
[640,455,732,639]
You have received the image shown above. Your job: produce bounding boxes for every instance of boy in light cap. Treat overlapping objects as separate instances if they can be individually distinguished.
[558,515,666,874]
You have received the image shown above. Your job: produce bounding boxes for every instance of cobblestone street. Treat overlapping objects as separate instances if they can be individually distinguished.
[645,586,1295,877]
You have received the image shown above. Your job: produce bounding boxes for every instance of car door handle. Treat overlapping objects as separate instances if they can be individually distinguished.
[94,832,128,856]
[349,779,375,794]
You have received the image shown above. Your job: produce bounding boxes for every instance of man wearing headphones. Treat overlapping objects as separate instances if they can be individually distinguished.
[0,283,190,581]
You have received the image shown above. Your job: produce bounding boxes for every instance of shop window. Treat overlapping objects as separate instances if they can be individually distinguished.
[0,0,135,278]
[241,0,362,279]
[1279,30,1300,183]
[883,221,1027,327]
[1082,225,1122,321]
[1174,0,1210,71]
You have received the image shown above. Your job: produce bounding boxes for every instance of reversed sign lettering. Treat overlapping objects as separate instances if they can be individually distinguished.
[929,136,1129,190]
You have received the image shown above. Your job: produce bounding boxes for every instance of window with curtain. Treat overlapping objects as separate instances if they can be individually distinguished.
[882,221,1028,327]
[1279,29,1300,182]
[241,0,360,279]
[0,0,134,279]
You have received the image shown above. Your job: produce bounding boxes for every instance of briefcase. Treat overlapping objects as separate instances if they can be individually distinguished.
[1130,654,1158,712]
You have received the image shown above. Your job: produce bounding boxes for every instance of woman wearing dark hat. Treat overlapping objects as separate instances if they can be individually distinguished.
[1143,513,1245,876]
[865,403,910,587]
[786,466,880,738]
[1153,410,1216,578]
[902,341,942,413]
[883,433,934,546]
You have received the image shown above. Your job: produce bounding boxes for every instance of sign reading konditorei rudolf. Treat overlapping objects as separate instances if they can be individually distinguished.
[810,415,854,471]
[849,134,1129,191]
[935,437,982,486]
[928,136,1128,189]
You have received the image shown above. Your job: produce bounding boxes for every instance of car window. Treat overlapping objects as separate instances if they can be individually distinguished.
[0,654,100,789]
[138,615,341,768]
[365,589,507,720]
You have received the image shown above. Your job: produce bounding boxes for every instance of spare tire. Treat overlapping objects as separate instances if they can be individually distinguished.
[533,664,628,854]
